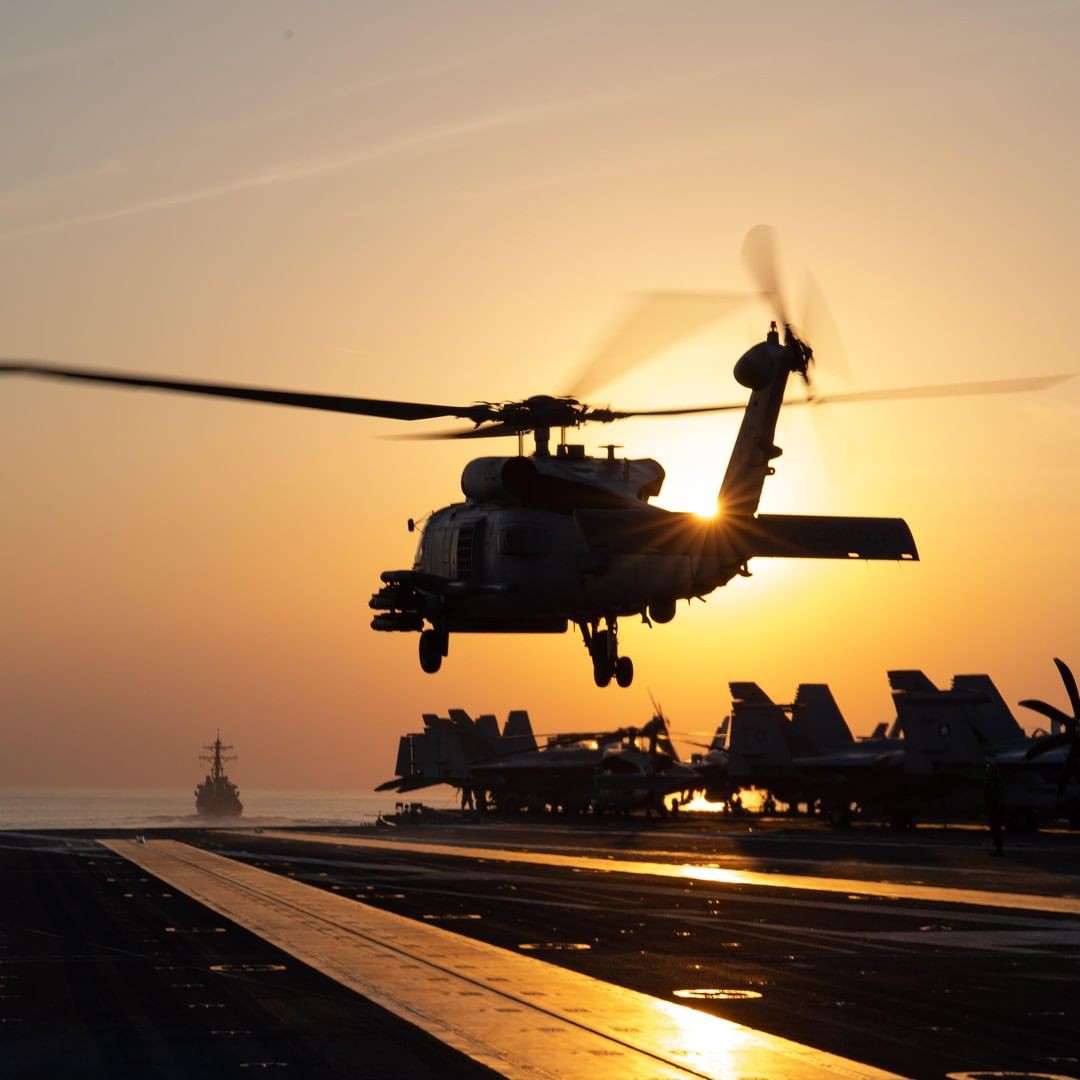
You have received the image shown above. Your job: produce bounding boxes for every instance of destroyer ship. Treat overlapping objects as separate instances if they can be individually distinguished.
[195,733,243,817]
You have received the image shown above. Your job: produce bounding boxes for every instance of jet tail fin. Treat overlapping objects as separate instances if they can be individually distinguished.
[503,709,538,753]
[791,684,853,753]
[951,675,1025,748]
[727,683,794,776]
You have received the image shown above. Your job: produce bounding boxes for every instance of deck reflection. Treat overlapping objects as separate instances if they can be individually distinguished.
[246,831,1080,916]
[106,839,899,1079]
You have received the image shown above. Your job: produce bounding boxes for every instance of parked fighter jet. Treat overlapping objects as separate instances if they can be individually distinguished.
[725,674,1023,826]
[725,681,904,825]
[724,664,1080,829]
[378,708,701,815]
[376,708,537,807]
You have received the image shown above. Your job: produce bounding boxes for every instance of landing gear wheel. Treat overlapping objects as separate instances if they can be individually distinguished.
[615,655,634,688]
[418,629,443,674]
[593,658,613,688]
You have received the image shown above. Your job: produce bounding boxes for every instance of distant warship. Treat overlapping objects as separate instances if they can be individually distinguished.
[195,734,243,817]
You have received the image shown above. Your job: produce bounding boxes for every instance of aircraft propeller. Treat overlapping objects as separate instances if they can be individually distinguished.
[1020,658,1080,798]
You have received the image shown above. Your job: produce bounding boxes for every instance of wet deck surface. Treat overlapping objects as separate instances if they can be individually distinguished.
[102,838,893,1079]
[4,820,1080,1078]
[0,833,499,1079]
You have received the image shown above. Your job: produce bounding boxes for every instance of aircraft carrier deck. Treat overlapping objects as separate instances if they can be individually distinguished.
[4,818,1079,1078]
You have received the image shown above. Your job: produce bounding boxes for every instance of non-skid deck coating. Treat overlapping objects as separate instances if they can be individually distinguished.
[255,831,1080,915]
[104,839,898,1080]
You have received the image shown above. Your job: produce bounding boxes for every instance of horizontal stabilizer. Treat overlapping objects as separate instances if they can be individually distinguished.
[744,515,918,561]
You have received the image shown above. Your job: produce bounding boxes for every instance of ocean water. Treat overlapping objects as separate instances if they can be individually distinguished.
[0,788,459,831]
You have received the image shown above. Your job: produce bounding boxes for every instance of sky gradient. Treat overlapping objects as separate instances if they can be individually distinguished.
[3,1,1079,788]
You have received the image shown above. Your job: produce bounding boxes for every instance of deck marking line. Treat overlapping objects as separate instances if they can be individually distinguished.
[250,831,1080,916]
[104,839,898,1080]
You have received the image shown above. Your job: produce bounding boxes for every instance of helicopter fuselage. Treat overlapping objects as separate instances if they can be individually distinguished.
[370,448,740,635]
[371,332,920,687]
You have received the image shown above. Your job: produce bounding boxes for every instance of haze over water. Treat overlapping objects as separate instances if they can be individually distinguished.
[2,2,1078,791]
[0,790,406,831]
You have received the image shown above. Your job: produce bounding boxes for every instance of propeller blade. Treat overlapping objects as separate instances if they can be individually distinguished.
[1054,657,1080,719]
[1022,731,1072,760]
[742,224,790,328]
[565,291,753,400]
[0,360,493,424]
[796,374,1073,406]
[1019,699,1075,732]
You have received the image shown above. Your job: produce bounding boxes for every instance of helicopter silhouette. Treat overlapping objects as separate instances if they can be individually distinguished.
[2,227,1068,687]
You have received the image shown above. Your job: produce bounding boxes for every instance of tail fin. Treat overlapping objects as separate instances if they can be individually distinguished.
[503,710,537,753]
[891,685,984,773]
[791,684,853,753]
[727,683,794,777]
[710,716,730,752]
[888,670,940,694]
[951,675,1025,749]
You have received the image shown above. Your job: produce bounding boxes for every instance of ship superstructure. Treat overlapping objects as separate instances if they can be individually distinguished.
[195,733,243,817]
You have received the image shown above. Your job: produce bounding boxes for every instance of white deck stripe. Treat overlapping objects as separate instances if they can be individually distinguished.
[250,830,1080,916]
[104,839,898,1080]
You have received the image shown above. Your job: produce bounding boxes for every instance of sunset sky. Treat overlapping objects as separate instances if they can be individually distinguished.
[3,1,1079,789]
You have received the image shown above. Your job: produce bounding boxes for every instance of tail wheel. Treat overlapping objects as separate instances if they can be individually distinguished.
[615,655,634,688]
[418,629,443,674]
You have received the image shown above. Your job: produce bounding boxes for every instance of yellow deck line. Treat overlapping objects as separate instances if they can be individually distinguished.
[104,839,898,1080]
[250,830,1080,916]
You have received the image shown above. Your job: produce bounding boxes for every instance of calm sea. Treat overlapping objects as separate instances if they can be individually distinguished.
[0,788,460,831]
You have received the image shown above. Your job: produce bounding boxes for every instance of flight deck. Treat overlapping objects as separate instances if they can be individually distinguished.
[3,820,1079,1078]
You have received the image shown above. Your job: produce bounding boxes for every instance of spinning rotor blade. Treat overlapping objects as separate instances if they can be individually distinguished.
[601,373,1072,422]
[800,271,851,385]
[742,224,791,328]
[0,360,494,424]
[391,422,526,440]
[798,374,1073,406]
[599,401,747,420]
[565,291,752,400]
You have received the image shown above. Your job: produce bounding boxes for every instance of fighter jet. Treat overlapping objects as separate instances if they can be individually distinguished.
[378,708,701,815]
[724,673,1026,827]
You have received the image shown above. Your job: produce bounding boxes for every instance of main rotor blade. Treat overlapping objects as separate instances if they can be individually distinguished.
[599,401,747,420]
[391,422,523,440]
[796,374,1073,406]
[600,372,1073,421]
[565,291,753,400]
[742,224,790,327]
[0,360,493,423]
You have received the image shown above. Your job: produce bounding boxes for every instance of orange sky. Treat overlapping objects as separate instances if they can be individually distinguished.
[2,1,1078,788]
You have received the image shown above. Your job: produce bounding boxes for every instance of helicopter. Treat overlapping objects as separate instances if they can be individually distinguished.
[1,227,1068,687]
